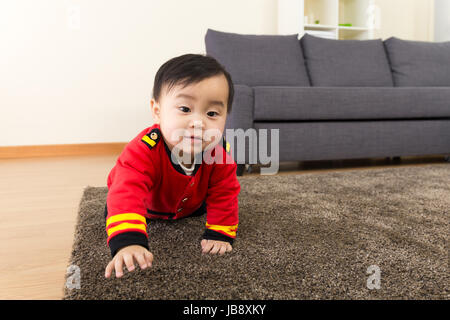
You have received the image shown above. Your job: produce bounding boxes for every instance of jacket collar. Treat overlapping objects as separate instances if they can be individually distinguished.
[162,138,203,176]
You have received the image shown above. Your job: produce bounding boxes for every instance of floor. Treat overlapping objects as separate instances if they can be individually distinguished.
[0,154,446,299]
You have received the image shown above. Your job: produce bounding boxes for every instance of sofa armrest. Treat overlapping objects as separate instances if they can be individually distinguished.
[225,84,254,131]
[225,84,255,167]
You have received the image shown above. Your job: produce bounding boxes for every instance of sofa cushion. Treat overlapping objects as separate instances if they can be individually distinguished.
[205,28,310,87]
[225,85,254,130]
[300,33,393,87]
[253,86,450,121]
[384,37,450,86]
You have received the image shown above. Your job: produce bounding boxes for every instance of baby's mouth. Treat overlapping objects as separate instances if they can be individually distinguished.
[184,135,203,141]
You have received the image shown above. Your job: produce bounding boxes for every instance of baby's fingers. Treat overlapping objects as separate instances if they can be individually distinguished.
[201,240,214,254]
[210,243,221,255]
[144,251,153,267]
[218,244,227,255]
[105,260,115,278]
[123,253,136,273]
[134,252,148,270]
[114,256,125,278]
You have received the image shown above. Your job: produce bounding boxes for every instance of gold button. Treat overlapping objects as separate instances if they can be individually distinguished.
[177,208,183,212]
[182,198,188,202]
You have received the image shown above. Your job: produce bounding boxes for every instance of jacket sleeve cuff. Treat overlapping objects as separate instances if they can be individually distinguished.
[108,232,149,257]
[202,228,234,245]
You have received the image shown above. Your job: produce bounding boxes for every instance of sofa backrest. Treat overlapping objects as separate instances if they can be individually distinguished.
[299,33,393,87]
[383,37,450,87]
[205,29,450,88]
[205,28,310,87]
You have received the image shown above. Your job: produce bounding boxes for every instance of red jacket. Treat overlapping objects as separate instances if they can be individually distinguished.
[105,123,240,256]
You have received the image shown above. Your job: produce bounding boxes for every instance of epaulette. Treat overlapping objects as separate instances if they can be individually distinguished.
[141,128,161,150]
[223,136,231,154]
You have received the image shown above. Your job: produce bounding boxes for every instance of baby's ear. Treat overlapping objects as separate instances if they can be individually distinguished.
[150,99,161,123]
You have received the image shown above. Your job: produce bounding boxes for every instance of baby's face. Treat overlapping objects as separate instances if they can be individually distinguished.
[150,74,229,162]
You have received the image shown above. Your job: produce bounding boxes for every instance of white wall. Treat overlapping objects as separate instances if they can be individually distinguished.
[372,0,434,41]
[0,0,277,146]
[434,0,450,41]
[277,0,303,35]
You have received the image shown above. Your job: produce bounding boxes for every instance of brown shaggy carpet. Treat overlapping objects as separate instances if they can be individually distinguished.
[63,164,449,300]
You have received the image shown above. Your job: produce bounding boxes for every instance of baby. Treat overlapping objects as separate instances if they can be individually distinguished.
[104,54,240,278]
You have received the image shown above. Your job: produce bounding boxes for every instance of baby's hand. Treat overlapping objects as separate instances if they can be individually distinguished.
[201,239,232,255]
[105,245,153,278]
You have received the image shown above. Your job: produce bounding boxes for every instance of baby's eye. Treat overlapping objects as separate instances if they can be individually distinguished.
[179,106,190,113]
[207,111,218,117]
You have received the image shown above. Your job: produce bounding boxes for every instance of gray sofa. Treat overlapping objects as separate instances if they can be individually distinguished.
[205,29,450,175]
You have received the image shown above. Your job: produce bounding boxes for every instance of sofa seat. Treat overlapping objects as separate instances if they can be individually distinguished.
[253,87,450,121]
[253,120,450,162]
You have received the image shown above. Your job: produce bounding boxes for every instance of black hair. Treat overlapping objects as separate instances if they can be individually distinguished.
[152,54,234,114]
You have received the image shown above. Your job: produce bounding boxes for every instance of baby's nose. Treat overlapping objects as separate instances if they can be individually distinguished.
[191,120,204,129]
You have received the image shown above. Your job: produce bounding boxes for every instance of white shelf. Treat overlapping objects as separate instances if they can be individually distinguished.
[277,0,376,40]
[338,26,371,31]
[304,24,337,30]
[305,25,371,31]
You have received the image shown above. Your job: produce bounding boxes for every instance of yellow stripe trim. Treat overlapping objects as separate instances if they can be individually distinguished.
[106,213,146,227]
[142,135,156,146]
[205,223,238,237]
[107,222,147,237]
